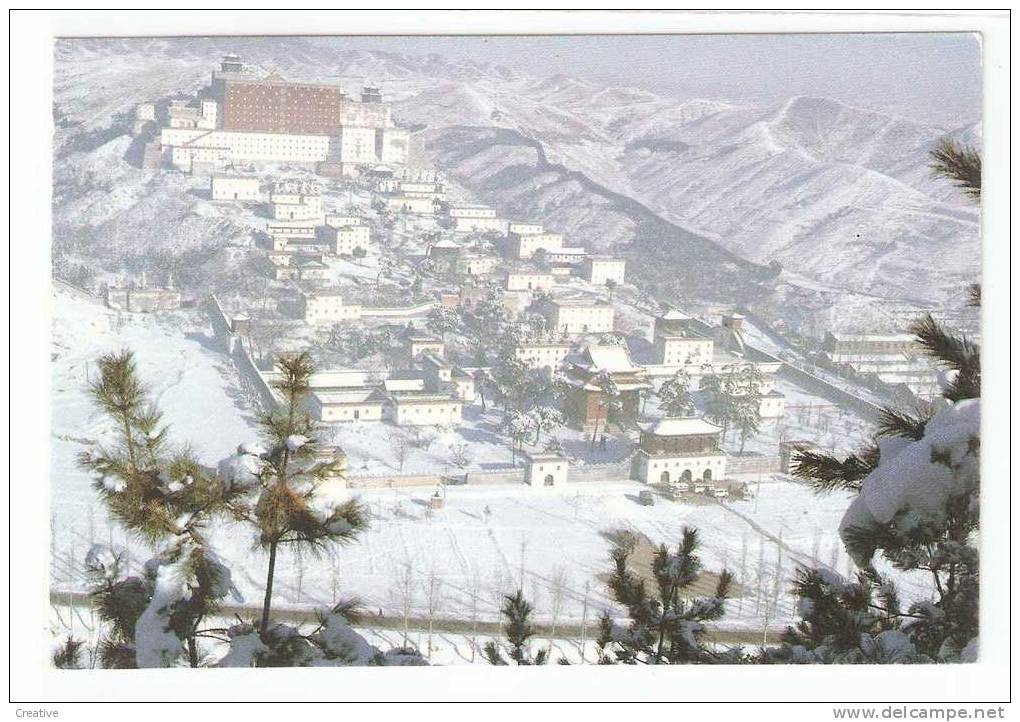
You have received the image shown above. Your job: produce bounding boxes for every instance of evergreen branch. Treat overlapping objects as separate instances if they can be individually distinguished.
[929,137,981,199]
[909,314,979,373]
[876,407,930,440]
[790,449,876,493]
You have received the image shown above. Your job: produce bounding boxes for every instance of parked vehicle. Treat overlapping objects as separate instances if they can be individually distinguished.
[638,489,655,506]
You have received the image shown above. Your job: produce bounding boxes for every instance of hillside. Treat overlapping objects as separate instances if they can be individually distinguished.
[52,38,981,332]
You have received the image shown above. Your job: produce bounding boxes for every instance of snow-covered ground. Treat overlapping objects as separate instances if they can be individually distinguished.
[50,283,939,669]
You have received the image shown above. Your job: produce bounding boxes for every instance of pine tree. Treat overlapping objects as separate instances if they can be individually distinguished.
[501,409,533,465]
[236,352,370,637]
[763,567,930,664]
[785,309,981,662]
[52,637,86,669]
[78,354,414,669]
[930,135,981,305]
[733,366,764,453]
[483,589,549,665]
[425,306,460,345]
[596,528,742,664]
[929,137,981,199]
[657,369,695,417]
[219,598,426,667]
[78,350,245,667]
[589,370,623,447]
[528,405,564,444]
[699,373,735,440]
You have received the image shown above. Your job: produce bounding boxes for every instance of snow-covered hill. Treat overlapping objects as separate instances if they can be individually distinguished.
[52,38,981,329]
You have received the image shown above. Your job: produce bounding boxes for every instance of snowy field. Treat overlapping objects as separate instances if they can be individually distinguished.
[50,283,928,658]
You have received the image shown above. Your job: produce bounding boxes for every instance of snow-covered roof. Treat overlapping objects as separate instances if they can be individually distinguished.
[582,345,643,374]
[526,452,568,463]
[313,389,384,405]
[507,269,552,277]
[642,417,722,437]
[660,309,691,321]
[390,393,462,405]
[431,239,461,250]
[546,247,587,256]
[383,377,427,392]
[519,341,572,349]
[552,298,609,308]
[418,350,451,369]
[827,332,917,343]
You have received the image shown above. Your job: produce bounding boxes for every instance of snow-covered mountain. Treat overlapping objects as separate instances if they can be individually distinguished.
[52,38,981,329]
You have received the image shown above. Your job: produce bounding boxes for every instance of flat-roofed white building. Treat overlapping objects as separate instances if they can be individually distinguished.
[211,175,260,202]
[270,182,323,222]
[516,341,572,370]
[525,453,569,488]
[458,255,499,276]
[407,335,445,360]
[339,125,379,164]
[449,368,476,402]
[325,214,363,228]
[510,231,564,260]
[399,181,446,200]
[759,391,786,419]
[163,128,333,170]
[301,292,362,324]
[583,256,626,286]
[543,247,589,265]
[317,223,371,255]
[267,221,316,240]
[632,417,727,487]
[508,221,544,236]
[447,205,505,233]
[310,389,386,422]
[505,270,555,292]
[274,257,330,281]
[655,333,714,367]
[388,394,463,427]
[652,310,715,367]
[384,194,437,216]
[546,299,614,334]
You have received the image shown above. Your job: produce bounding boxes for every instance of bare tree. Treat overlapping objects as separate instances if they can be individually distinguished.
[548,567,568,656]
[468,567,482,663]
[424,570,444,660]
[390,562,416,649]
[389,432,410,472]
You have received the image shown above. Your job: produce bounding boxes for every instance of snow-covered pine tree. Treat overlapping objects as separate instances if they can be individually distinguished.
[781,309,981,662]
[528,405,564,444]
[233,352,369,637]
[501,409,533,466]
[218,598,426,668]
[733,366,764,453]
[699,372,735,441]
[780,142,983,661]
[930,137,981,200]
[588,370,623,446]
[657,369,696,417]
[930,136,981,306]
[765,567,930,664]
[483,589,550,665]
[596,527,742,664]
[52,636,86,669]
[425,306,460,344]
[78,350,245,668]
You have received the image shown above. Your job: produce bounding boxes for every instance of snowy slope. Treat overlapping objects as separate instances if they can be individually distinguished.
[53,38,980,326]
